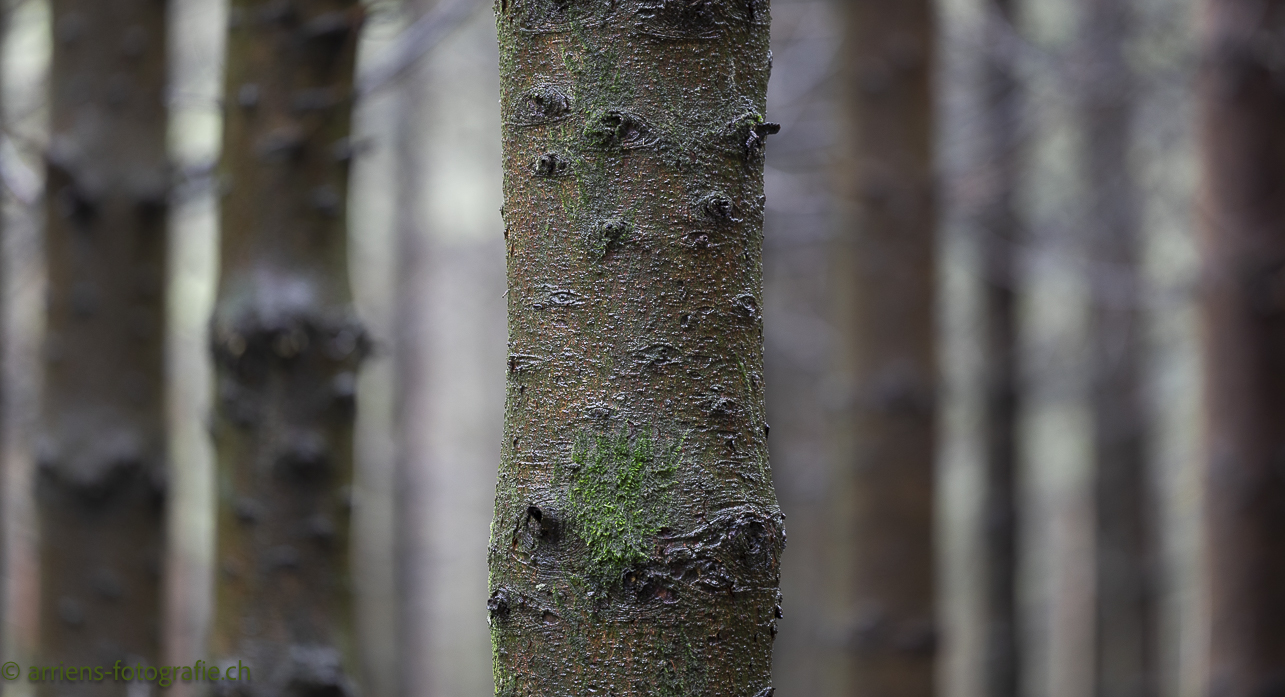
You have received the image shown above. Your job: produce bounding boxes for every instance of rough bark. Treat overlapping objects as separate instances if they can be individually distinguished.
[1198,1,1285,695]
[36,0,170,685]
[831,1,937,696]
[208,1,366,694]
[1080,2,1155,696]
[487,2,783,696]
[979,3,1021,697]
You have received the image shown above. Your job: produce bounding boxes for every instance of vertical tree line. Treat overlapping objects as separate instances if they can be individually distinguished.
[36,0,169,682]
[831,1,937,696]
[978,2,1021,695]
[1080,0,1155,695]
[1198,0,1285,694]
[486,1,783,695]
[208,0,366,692]
[393,1,434,694]
[0,1,1279,697]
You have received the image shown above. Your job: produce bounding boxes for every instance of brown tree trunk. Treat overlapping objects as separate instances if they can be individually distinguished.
[831,1,937,696]
[979,3,1021,697]
[36,0,170,685]
[1080,2,1155,696]
[488,2,783,696]
[1198,1,1285,695]
[208,0,366,692]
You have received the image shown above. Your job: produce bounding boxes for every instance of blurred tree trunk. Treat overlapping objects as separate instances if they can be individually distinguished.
[208,0,366,692]
[1080,1,1155,696]
[0,0,6,643]
[831,1,937,696]
[36,0,169,683]
[1198,1,1285,695]
[487,3,783,696]
[393,1,433,695]
[979,3,1021,697]
[391,9,505,696]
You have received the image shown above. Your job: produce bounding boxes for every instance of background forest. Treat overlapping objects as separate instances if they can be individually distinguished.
[0,0,1257,695]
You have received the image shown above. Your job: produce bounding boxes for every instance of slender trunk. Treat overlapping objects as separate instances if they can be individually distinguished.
[1198,1,1285,694]
[36,0,169,684]
[979,3,1021,697]
[0,0,7,646]
[832,1,937,695]
[1080,2,1154,697]
[209,0,366,692]
[393,1,433,694]
[488,2,783,695]
[395,11,505,696]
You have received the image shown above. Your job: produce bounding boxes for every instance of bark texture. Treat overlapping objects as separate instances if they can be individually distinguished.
[37,0,170,684]
[979,3,1021,697]
[209,1,366,694]
[1081,2,1155,696]
[1198,1,1285,695]
[488,2,783,696]
[831,1,937,695]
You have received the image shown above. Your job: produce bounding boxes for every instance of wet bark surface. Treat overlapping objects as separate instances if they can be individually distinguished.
[1198,1,1285,695]
[488,2,783,696]
[208,1,366,695]
[830,1,937,695]
[1081,2,1155,696]
[37,0,170,688]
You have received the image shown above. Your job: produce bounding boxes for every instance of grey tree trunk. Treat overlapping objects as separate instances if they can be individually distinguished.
[382,8,506,697]
[393,1,433,694]
[487,2,784,696]
[979,3,1021,696]
[1198,1,1285,695]
[1080,1,1155,696]
[36,0,170,685]
[208,0,366,693]
[830,0,938,695]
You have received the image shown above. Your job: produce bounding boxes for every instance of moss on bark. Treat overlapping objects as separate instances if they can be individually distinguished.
[489,1,783,695]
[568,430,681,583]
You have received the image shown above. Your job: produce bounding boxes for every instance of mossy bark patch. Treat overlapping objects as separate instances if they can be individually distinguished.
[569,430,680,583]
[489,1,783,695]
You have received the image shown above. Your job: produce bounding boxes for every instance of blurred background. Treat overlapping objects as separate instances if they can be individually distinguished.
[0,0,1207,696]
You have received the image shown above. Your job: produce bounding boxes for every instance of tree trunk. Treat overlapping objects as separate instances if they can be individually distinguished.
[979,3,1021,697]
[487,2,783,696]
[36,0,170,684]
[1198,1,1285,695]
[830,1,937,696]
[0,0,7,647]
[209,0,366,692]
[1080,2,1154,696]
[392,6,507,697]
[393,1,433,694]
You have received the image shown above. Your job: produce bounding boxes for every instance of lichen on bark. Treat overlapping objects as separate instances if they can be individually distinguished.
[489,1,783,695]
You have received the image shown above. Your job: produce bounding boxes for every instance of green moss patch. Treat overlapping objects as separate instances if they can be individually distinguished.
[569,429,682,585]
